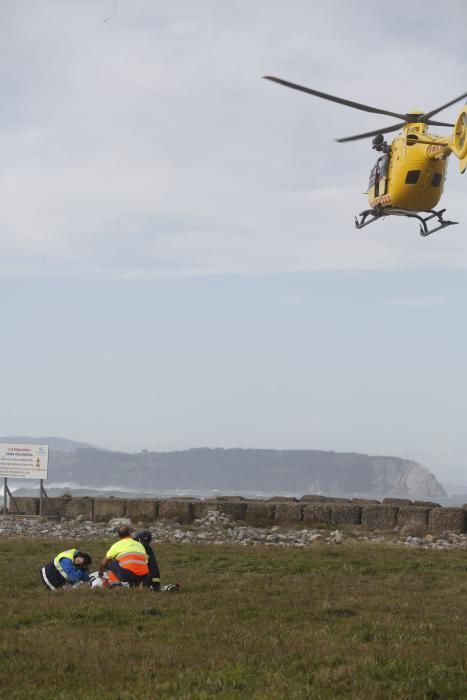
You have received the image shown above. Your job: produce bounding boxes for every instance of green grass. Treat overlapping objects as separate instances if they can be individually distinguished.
[1,537,467,699]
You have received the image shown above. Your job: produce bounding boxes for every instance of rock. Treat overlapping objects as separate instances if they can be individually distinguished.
[108,517,133,530]
[309,533,322,543]
[0,513,466,552]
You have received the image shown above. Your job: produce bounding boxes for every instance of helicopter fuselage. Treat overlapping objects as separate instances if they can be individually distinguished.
[263,74,467,235]
[367,123,449,212]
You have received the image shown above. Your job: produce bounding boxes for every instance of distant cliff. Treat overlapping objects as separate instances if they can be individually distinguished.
[3,439,445,499]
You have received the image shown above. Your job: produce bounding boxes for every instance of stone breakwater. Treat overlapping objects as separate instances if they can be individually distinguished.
[4,495,467,535]
[1,511,467,551]
[0,495,467,546]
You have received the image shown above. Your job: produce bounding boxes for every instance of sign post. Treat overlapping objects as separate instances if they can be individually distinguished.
[0,443,49,515]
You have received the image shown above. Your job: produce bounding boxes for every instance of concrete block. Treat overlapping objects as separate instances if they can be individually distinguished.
[216,495,246,501]
[216,500,248,522]
[94,498,126,521]
[361,505,398,530]
[301,495,351,503]
[300,495,331,502]
[158,499,194,523]
[125,499,159,522]
[41,497,68,516]
[396,507,430,534]
[383,498,413,506]
[10,496,39,515]
[191,500,219,519]
[274,502,303,524]
[330,504,362,527]
[65,498,94,520]
[268,496,299,502]
[413,501,440,508]
[302,503,331,526]
[429,507,467,534]
[173,496,196,500]
[244,502,275,527]
[352,498,380,505]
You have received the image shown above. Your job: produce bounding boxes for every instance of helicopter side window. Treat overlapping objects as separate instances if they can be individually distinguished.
[405,170,421,184]
[368,155,390,192]
[379,154,389,178]
[432,172,442,187]
[368,164,378,190]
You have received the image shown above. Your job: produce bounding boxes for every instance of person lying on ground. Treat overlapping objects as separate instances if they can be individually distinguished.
[98,525,148,587]
[135,530,161,591]
[40,548,92,591]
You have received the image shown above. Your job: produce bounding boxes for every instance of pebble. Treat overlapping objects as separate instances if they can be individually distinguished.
[1,510,466,550]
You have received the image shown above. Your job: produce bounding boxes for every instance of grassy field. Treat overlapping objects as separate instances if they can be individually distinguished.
[1,537,467,699]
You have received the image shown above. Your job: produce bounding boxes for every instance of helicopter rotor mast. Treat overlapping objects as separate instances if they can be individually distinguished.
[263,76,467,143]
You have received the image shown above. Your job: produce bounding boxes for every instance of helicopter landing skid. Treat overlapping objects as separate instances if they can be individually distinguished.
[355,207,458,237]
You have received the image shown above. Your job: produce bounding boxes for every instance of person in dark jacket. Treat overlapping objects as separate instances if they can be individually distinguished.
[40,548,92,590]
[135,531,161,591]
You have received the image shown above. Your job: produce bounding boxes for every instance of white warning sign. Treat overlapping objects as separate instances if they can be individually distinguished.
[0,443,48,479]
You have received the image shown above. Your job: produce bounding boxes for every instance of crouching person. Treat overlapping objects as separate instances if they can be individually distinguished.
[135,530,161,591]
[41,548,92,591]
[98,525,148,588]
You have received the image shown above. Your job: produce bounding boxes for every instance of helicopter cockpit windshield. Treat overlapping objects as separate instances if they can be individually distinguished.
[368,153,390,196]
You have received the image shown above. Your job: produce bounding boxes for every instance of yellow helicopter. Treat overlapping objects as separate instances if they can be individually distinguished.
[264,76,467,236]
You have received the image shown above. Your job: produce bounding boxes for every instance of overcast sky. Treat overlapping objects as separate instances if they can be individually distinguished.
[2,1,467,483]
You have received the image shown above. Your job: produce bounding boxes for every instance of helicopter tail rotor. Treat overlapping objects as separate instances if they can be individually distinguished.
[449,106,467,172]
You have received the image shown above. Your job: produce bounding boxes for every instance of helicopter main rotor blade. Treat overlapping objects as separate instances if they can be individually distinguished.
[423,92,467,120]
[336,122,407,143]
[425,119,455,128]
[263,76,410,121]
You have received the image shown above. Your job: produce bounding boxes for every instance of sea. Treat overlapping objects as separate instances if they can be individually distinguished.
[3,481,467,506]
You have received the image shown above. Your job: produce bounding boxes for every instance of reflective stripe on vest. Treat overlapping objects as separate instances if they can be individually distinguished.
[53,548,78,581]
[116,551,148,575]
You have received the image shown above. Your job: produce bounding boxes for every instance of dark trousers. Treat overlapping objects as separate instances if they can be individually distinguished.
[40,563,66,591]
[107,560,147,587]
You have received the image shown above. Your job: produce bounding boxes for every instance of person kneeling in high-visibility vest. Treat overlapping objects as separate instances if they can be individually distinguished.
[98,525,149,587]
[40,548,92,590]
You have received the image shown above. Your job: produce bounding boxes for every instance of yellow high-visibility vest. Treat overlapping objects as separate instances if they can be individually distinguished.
[53,548,78,580]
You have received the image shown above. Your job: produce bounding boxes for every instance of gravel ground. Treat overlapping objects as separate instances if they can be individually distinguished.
[1,510,467,550]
